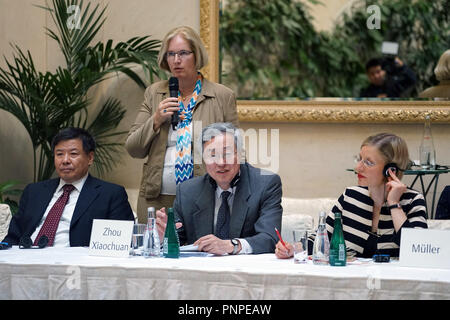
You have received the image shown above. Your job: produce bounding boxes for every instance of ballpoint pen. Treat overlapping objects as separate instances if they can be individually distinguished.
[274,227,288,250]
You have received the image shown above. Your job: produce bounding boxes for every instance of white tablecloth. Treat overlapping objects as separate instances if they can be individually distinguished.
[0,247,449,300]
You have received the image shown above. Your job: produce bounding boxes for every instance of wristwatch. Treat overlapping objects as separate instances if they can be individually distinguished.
[231,238,240,255]
[388,203,401,211]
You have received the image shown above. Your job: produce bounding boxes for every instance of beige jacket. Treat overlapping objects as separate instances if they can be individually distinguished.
[125,78,239,199]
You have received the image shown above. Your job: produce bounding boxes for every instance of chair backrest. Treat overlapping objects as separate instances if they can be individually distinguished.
[281,197,335,243]
[0,204,12,241]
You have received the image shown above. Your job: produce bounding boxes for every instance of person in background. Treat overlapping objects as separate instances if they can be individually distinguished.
[125,26,239,224]
[419,49,450,99]
[276,133,427,259]
[360,57,417,98]
[3,128,134,247]
[156,122,282,255]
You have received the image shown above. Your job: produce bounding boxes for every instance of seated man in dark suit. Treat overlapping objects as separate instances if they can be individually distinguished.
[156,122,282,255]
[3,127,134,247]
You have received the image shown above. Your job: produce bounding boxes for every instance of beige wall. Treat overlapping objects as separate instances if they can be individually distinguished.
[0,0,199,71]
[1,0,449,218]
[300,0,355,32]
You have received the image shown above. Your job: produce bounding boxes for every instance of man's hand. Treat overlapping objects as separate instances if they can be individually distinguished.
[194,234,238,255]
[394,56,404,67]
[155,207,182,240]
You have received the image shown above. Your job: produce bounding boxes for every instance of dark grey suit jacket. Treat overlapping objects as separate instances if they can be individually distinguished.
[173,162,282,254]
[3,174,134,246]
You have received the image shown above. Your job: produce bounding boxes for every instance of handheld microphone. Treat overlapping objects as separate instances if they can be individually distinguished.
[169,77,179,130]
[19,235,49,249]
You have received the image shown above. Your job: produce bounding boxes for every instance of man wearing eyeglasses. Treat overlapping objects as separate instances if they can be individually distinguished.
[156,122,282,255]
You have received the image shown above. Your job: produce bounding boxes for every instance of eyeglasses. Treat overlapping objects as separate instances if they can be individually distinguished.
[203,150,237,164]
[166,50,193,60]
[354,155,376,168]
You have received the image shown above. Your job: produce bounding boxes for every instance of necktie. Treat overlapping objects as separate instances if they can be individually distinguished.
[34,184,75,246]
[215,191,231,240]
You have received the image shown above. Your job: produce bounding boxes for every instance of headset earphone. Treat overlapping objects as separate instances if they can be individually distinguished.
[383,163,399,178]
[19,235,49,249]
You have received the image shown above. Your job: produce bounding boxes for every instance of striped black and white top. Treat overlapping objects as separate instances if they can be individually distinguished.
[325,186,428,257]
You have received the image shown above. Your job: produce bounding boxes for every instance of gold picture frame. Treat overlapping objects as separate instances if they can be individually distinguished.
[199,0,450,123]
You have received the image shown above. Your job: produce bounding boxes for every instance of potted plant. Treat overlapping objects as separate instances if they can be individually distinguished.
[0,0,164,182]
[0,180,22,215]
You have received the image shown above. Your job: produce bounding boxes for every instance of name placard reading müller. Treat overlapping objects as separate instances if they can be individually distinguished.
[89,219,134,257]
[399,228,450,269]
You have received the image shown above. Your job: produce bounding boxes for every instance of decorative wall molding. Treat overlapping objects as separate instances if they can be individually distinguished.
[200,0,450,123]
[237,100,450,123]
[199,0,219,82]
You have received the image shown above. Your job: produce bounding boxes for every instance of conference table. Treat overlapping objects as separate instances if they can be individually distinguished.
[1,247,449,300]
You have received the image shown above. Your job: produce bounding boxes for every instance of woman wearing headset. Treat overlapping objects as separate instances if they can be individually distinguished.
[276,133,428,259]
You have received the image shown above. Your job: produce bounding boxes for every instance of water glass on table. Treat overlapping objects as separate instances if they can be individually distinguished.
[131,223,146,256]
[293,229,308,264]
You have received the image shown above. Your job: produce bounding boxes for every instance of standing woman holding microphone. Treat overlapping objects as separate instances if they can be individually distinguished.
[126,26,239,223]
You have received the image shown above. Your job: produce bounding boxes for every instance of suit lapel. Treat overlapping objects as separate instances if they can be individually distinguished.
[71,175,100,227]
[230,164,251,239]
[28,179,59,235]
[192,178,215,238]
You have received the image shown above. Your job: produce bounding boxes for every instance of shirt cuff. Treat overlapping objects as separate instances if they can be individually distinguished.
[237,238,253,254]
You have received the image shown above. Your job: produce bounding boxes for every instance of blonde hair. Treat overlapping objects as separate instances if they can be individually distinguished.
[434,49,450,81]
[158,26,209,73]
[361,133,410,179]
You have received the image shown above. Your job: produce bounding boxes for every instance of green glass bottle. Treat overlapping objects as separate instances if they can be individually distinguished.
[329,211,346,266]
[163,207,180,258]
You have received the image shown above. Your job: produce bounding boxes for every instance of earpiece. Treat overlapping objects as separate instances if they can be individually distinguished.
[19,236,33,249]
[383,163,399,178]
[19,235,49,249]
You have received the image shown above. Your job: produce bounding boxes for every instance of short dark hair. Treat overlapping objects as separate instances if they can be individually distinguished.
[365,58,382,72]
[51,127,96,155]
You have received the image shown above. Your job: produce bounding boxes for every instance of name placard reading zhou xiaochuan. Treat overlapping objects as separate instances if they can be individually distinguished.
[89,219,134,257]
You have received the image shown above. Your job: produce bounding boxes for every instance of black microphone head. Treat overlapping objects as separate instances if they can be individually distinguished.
[169,77,179,97]
[19,236,32,249]
[37,235,49,248]
[169,77,180,129]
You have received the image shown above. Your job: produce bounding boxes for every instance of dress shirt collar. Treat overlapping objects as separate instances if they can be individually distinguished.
[215,185,235,200]
[57,173,89,193]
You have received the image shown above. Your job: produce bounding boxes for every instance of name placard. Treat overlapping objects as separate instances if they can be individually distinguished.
[89,219,134,257]
[399,228,450,269]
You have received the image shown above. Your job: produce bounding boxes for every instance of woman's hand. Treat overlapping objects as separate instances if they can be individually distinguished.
[385,169,408,232]
[385,168,407,205]
[153,97,179,131]
[274,240,294,259]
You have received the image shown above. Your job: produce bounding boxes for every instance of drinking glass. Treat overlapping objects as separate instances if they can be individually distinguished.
[293,229,308,264]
